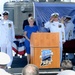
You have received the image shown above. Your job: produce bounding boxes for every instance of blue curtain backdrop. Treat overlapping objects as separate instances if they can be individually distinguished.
[34,2,75,28]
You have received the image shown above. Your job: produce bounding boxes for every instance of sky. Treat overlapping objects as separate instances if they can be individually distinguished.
[0,0,9,14]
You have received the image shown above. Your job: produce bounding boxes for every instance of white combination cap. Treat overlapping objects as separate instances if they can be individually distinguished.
[0,52,10,65]
[57,70,75,75]
[65,16,71,19]
[3,11,9,15]
[51,12,59,17]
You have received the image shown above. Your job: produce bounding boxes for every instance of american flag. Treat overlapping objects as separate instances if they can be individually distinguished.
[12,35,25,55]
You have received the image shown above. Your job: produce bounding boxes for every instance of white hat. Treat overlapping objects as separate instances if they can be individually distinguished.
[0,52,10,65]
[65,16,71,19]
[3,11,9,15]
[57,70,75,75]
[51,12,59,17]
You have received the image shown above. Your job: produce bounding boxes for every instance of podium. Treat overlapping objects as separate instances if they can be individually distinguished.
[30,33,60,68]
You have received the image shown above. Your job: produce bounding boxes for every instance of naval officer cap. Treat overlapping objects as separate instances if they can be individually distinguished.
[3,11,9,15]
[65,16,71,20]
[0,52,10,65]
[51,13,59,17]
[57,70,75,75]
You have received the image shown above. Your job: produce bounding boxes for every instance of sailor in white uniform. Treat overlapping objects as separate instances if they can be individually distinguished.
[0,11,15,68]
[64,16,74,59]
[0,52,12,75]
[45,13,65,63]
[64,16,74,40]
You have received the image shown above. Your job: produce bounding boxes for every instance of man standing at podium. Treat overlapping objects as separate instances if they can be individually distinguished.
[45,13,65,63]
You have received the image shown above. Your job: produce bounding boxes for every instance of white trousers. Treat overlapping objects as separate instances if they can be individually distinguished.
[0,41,13,67]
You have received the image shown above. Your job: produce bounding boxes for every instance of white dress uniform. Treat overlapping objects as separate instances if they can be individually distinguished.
[0,19,15,68]
[45,21,65,62]
[65,20,74,40]
[65,20,74,59]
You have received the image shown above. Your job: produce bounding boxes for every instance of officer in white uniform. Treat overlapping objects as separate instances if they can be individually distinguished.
[0,52,12,75]
[64,16,74,59]
[1,11,15,68]
[45,13,65,63]
[64,16,74,40]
